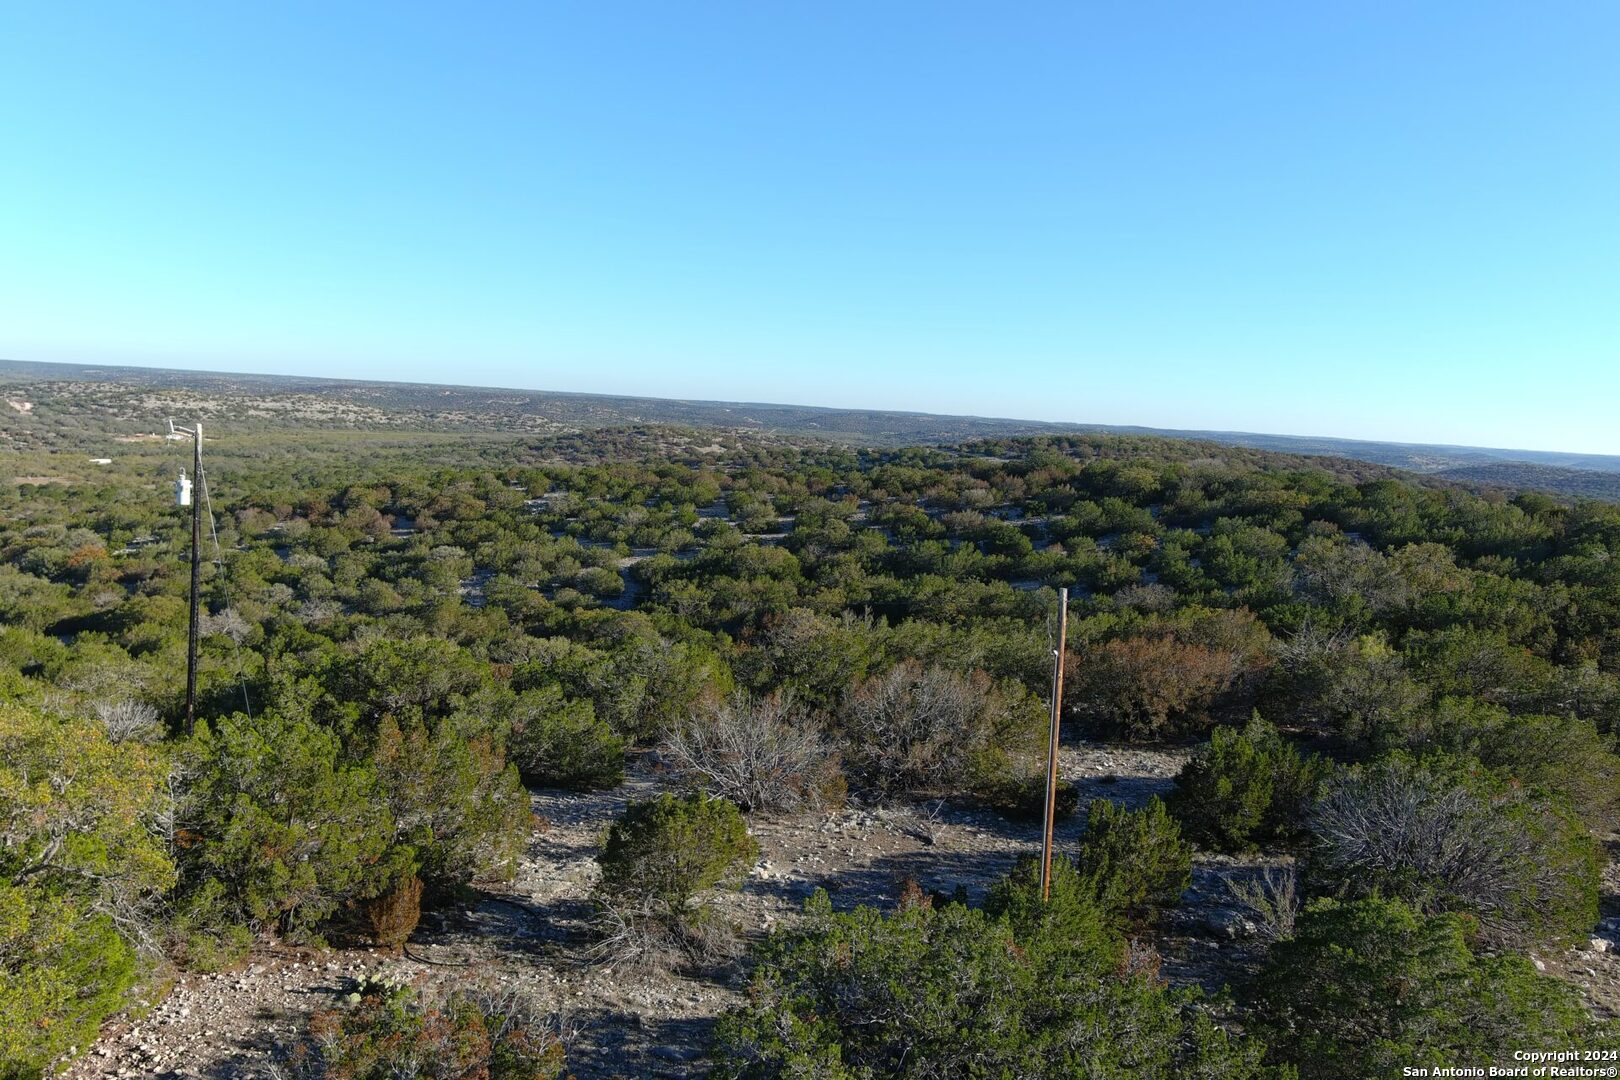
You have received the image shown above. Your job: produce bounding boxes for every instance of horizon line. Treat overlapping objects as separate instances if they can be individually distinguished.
[2,354,1616,466]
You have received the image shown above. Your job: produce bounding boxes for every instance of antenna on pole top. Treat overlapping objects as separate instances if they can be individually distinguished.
[1039,586,1069,902]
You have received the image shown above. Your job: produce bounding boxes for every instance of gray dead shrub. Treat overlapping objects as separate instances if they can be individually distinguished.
[93,698,161,744]
[661,693,843,813]
[1307,755,1599,947]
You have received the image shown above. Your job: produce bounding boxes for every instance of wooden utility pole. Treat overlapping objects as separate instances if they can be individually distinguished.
[171,420,203,735]
[1039,586,1069,901]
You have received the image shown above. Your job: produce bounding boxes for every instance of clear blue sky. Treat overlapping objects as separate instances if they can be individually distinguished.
[2,3,1617,452]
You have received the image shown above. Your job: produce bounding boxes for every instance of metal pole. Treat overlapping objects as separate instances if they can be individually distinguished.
[1039,586,1069,901]
[185,422,201,735]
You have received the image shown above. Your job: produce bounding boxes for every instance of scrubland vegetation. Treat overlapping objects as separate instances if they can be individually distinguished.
[5,415,1620,1077]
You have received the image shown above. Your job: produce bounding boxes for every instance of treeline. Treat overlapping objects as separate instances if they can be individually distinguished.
[3,428,1620,1076]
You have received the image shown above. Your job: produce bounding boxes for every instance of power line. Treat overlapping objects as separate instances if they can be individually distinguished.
[198,461,254,720]
[1039,586,1069,902]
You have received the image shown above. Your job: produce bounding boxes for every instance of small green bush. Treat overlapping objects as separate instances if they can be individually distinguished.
[1398,698,1620,833]
[0,704,175,1078]
[597,792,758,909]
[0,885,140,1080]
[592,792,757,968]
[1250,897,1608,1079]
[165,878,256,972]
[1474,714,1620,831]
[983,854,1123,972]
[290,982,568,1080]
[711,888,1282,1080]
[974,773,1080,821]
[180,712,410,939]
[1077,796,1192,924]
[372,713,530,891]
[1168,714,1326,852]
[508,686,625,791]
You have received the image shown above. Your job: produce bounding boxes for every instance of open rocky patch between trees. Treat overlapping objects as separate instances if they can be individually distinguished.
[65,744,1620,1079]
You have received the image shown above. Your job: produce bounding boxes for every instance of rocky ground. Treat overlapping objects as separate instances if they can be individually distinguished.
[1541,845,1620,1021]
[64,744,1620,1079]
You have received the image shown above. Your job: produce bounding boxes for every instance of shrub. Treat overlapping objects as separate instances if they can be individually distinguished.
[507,686,625,791]
[839,660,1045,800]
[1250,898,1606,1079]
[1261,628,1428,740]
[710,889,1282,1080]
[361,874,422,949]
[1404,626,1553,707]
[91,697,162,743]
[982,854,1124,972]
[513,635,731,744]
[164,878,256,972]
[328,635,491,725]
[1168,714,1326,852]
[1067,627,1260,741]
[0,704,176,1078]
[1476,712,1620,832]
[1306,755,1601,948]
[1077,796,1192,925]
[592,792,757,968]
[1395,698,1620,832]
[588,891,743,971]
[187,704,527,944]
[180,712,409,940]
[661,693,844,813]
[973,773,1080,821]
[1224,865,1300,942]
[1291,536,1411,615]
[289,981,568,1080]
[598,792,758,908]
[0,886,140,1080]
[372,713,530,891]
[737,607,877,712]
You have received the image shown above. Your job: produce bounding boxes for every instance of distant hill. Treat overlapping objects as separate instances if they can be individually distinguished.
[0,358,1070,445]
[1136,427,1620,475]
[3,357,1617,501]
[1428,462,1620,502]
